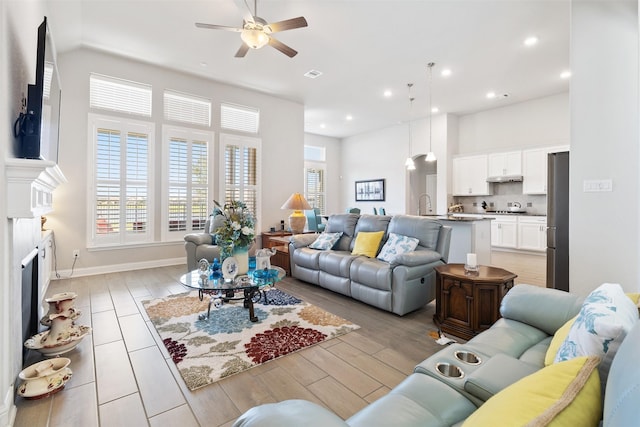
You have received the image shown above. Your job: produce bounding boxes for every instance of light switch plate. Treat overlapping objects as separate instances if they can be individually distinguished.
[583,179,613,192]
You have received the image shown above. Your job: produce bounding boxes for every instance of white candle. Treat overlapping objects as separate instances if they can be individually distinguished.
[466,253,477,267]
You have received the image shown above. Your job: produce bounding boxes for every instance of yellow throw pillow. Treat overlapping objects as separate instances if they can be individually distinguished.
[463,356,601,427]
[351,231,385,258]
[545,316,577,366]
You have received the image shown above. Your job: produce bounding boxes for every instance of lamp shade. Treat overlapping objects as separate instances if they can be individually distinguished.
[281,193,311,211]
[281,193,312,234]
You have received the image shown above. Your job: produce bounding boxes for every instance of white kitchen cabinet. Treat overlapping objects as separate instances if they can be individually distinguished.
[490,215,518,248]
[488,151,522,177]
[518,216,547,251]
[452,155,491,196]
[522,146,570,194]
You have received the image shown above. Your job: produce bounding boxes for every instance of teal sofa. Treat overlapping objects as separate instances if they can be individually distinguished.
[233,284,640,427]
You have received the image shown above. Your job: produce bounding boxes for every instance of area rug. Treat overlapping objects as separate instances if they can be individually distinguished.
[143,288,360,391]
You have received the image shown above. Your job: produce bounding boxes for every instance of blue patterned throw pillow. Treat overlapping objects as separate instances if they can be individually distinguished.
[377,232,419,262]
[309,232,343,250]
[554,283,638,385]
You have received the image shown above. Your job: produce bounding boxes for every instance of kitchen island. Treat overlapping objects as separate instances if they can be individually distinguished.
[422,215,493,265]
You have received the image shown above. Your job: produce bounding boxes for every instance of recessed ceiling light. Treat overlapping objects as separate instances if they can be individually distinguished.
[486,91,496,99]
[200,62,208,67]
[524,36,538,47]
[320,123,326,129]
[560,70,572,79]
[383,89,393,97]
[304,69,323,79]
[441,69,452,77]
[346,115,353,121]
[431,107,439,113]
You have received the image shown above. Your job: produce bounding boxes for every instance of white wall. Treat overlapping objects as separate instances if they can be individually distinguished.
[341,124,409,215]
[458,92,570,154]
[569,0,639,295]
[50,48,304,274]
[2,2,49,425]
[304,133,341,214]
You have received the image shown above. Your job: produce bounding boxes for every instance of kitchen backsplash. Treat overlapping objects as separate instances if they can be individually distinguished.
[453,182,547,215]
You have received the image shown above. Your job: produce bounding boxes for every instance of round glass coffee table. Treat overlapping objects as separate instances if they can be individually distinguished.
[180,267,285,322]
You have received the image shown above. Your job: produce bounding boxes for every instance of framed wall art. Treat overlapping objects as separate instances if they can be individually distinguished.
[355,179,385,201]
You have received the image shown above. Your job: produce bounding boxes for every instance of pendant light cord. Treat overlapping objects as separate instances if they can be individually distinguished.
[427,62,434,153]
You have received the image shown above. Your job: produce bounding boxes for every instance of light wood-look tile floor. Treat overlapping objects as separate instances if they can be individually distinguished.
[14,265,445,427]
[490,250,546,287]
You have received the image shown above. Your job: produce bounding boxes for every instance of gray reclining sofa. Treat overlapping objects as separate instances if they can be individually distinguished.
[288,214,451,316]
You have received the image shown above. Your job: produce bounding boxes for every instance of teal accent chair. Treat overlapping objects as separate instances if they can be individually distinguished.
[379,207,386,215]
[346,208,360,214]
[373,207,378,215]
[305,209,326,232]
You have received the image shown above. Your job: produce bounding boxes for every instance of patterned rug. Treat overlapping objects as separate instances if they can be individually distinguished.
[143,288,360,391]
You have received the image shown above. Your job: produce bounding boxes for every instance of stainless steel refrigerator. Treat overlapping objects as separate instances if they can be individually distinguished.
[546,151,569,291]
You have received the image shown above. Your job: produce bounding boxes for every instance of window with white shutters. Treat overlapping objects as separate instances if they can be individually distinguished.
[90,74,152,117]
[220,103,260,133]
[89,114,154,246]
[219,133,261,227]
[162,126,214,241]
[304,163,326,214]
[164,90,211,127]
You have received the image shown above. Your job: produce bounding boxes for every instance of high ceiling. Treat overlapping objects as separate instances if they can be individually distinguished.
[46,0,570,138]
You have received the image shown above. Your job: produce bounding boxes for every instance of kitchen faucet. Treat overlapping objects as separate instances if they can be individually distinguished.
[418,193,432,215]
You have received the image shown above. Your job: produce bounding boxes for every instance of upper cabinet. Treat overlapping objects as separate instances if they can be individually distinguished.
[452,154,491,196]
[522,146,569,194]
[488,151,522,178]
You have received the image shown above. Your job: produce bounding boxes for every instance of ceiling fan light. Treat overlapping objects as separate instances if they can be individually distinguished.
[241,29,269,49]
[425,151,437,162]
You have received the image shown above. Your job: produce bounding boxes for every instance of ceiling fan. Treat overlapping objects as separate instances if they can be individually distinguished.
[195,0,308,58]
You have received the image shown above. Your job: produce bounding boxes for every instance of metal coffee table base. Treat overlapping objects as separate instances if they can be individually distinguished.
[198,287,259,322]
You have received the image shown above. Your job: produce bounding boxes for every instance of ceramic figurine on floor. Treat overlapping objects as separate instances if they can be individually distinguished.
[25,291,91,357]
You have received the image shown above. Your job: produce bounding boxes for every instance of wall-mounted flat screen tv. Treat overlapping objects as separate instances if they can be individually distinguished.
[20,16,62,162]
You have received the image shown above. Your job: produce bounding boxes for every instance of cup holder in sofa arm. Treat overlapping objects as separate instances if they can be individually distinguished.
[454,350,482,365]
[436,362,465,379]
[464,353,539,402]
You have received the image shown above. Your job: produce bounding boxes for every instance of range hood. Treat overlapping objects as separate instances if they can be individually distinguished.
[486,175,523,183]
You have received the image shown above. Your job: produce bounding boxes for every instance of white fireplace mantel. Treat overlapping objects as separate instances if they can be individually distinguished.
[6,158,67,218]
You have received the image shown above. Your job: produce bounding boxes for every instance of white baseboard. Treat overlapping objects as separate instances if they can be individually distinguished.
[51,257,186,280]
[1,385,17,427]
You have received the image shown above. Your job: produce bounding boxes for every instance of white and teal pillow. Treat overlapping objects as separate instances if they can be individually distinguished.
[309,232,343,250]
[377,233,419,263]
[554,283,638,385]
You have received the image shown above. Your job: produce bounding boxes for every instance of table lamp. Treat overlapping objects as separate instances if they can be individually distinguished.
[281,192,311,234]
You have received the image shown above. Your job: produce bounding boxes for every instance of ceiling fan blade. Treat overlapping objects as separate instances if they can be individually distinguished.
[235,43,250,58]
[268,37,298,58]
[265,16,308,33]
[195,22,243,32]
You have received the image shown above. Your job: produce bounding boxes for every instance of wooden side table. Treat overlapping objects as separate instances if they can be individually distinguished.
[271,245,290,276]
[433,264,517,340]
[262,231,292,249]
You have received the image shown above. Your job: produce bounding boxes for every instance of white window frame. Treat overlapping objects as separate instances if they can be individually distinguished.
[161,125,215,242]
[163,90,212,127]
[87,113,155,248]
[219,133,262,230]
[304,161,327,215]
[89,73,152,117]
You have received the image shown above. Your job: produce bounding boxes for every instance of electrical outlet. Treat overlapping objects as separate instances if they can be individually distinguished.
[73,249,80,258]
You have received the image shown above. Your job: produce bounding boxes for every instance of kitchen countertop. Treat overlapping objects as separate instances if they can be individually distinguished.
[421,215,494,222]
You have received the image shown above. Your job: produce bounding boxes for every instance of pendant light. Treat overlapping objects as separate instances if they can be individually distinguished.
[425,62,437,162]
[405,83,416,170]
